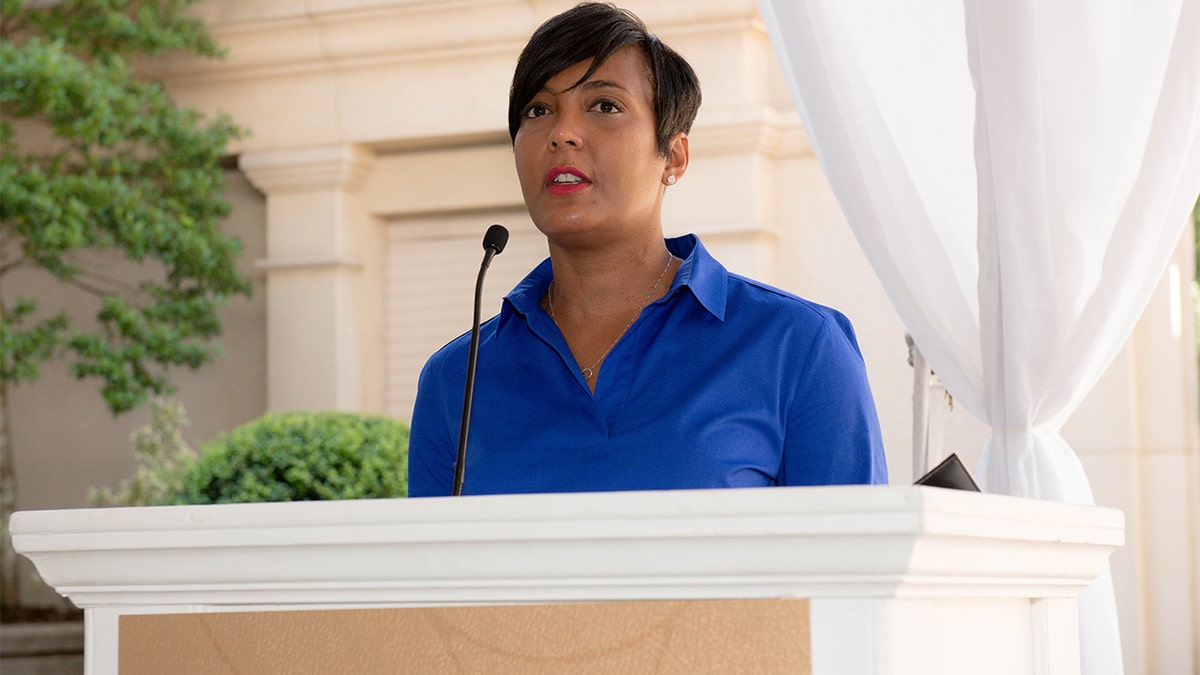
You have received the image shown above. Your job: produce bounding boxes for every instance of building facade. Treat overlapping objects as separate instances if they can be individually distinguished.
[7,2,1197,672]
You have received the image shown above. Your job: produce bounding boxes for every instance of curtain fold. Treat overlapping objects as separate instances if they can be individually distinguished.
[758,1,1200,673]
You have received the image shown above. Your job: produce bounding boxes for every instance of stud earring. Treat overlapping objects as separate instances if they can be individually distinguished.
[665,175,676,185]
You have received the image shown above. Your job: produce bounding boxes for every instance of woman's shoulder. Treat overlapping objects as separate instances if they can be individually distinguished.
[418,313,503,380]
[724,273,850,328]
[719,274,867,366]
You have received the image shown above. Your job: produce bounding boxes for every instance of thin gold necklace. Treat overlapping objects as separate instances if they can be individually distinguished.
[548,255,677,382]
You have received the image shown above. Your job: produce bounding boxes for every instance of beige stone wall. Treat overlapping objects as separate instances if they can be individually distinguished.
[7,1,1197,672]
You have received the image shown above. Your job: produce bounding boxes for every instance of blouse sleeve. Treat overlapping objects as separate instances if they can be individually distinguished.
[778,310,889,486]
[407,356,459,497]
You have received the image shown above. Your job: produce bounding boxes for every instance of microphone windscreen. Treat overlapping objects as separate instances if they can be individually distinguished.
[483,224,509,254]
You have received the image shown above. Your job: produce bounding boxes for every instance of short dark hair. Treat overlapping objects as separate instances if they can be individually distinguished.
[508,2,702,157]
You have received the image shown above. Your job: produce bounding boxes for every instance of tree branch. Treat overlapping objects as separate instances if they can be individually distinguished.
[71,267,145,297]
[0,259,29,276]
[63,274,123,300]
[0,7,30,43]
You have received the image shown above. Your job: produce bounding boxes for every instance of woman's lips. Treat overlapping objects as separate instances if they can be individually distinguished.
[544,166,591,195]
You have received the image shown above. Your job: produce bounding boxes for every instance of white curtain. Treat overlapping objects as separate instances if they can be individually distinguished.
[757,1,1200,673]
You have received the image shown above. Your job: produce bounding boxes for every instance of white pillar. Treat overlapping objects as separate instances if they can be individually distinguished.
[240,144,382,413]
[1130,230,1200,674]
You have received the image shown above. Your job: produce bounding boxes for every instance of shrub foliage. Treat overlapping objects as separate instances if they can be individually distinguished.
[95,409,410,506]
[178,412,409,504]
[90,396,196,507]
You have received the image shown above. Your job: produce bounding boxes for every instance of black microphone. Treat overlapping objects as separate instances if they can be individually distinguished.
[453,224,509,496]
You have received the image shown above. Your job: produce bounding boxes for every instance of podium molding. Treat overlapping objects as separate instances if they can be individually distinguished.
[11,485,1122,674]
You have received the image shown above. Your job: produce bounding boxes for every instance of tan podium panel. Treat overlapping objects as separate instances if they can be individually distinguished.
[119,599,811,674]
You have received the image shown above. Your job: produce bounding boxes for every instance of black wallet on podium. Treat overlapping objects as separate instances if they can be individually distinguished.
[914,453,981,492]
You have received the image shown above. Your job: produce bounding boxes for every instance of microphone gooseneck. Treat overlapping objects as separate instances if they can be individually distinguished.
[453,224,509,496]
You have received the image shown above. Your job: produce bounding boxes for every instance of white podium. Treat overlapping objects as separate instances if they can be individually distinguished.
[11,486,1122,674]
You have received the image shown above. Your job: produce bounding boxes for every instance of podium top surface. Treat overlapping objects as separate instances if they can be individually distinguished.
[11,485,1123,608]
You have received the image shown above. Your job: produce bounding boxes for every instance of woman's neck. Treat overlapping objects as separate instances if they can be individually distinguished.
[546,237,677,320]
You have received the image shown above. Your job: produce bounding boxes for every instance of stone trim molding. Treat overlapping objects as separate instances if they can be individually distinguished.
[240,144,375,195]
[140,0,766,84]
[253,255,364,273]
[692,106,813,158]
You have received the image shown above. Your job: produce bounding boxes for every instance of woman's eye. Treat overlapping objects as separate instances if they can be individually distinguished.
[524,103,550,118]
[592,100,622,114]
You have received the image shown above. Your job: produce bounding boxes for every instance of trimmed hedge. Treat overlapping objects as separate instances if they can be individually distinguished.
[173,411,409,504]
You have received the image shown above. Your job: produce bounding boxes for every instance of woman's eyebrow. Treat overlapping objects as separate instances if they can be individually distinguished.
[575,79,628,93]
[538,78,629,96]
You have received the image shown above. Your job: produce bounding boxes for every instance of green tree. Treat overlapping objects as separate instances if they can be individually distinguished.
[1193,194,1199,281]
[1193,194,1199,374]
[0,0,249,610]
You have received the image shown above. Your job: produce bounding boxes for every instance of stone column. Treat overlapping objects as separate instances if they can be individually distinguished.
[240,144,382,413]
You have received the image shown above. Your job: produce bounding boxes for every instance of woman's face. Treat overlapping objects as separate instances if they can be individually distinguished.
[513,46,685,247]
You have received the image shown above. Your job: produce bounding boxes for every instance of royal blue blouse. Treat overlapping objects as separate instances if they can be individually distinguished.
[408,234,887,496]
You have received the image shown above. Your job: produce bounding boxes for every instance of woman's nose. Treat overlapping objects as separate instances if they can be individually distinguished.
[548,113,582,149]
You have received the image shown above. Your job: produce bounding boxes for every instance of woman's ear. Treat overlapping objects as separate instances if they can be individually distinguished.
[663,132,690,185]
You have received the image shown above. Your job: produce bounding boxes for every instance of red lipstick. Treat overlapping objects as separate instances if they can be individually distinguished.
[544,166,591,195]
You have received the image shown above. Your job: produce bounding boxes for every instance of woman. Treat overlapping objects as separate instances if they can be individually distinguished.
[409,2,887,496]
